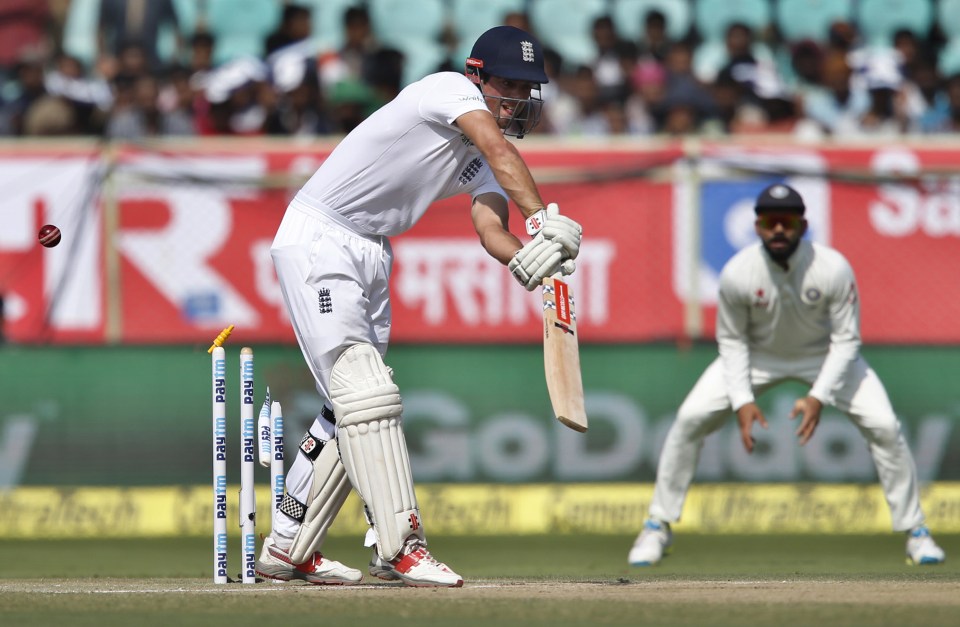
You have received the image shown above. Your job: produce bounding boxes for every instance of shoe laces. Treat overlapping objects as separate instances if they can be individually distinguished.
[403,540,440,566]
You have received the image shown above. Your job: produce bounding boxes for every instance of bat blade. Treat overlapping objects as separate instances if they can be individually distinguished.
[542,276,587,432]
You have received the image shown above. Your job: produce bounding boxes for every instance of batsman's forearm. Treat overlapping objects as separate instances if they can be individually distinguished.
[486,142,543,218]
[479,227,524,265]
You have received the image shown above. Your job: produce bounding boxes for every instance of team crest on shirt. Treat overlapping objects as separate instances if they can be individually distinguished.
[318,288,333,314]
[804,287,822,303]
[459,157,483,184]
[752,288,769,308]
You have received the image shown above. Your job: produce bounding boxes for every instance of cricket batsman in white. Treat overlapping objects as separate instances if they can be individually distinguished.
[629,183,946,567]
[256,25,582,587]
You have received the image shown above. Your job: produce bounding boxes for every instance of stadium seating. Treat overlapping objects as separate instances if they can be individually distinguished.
[61,0,99,68]
[450,0,526,67]
[155,0,200,64]
[368,0,449,86]
[63,0,192,68]
[939,39,960,78]
[206,0,282,64]
[855,0,933,46]
[775,0,853,43]
[529,0,609,67]
[938,0,960,42]
[368,0,447,50]
[693,0,771,43]
[692,39,777,83]
[292,0,363,52]
[611,0,693,42]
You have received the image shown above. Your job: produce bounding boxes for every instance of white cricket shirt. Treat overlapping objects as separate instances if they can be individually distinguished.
[296,72,507,236]
[716,240,861,409]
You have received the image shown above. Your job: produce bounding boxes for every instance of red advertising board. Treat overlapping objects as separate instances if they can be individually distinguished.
[1,140,957,345]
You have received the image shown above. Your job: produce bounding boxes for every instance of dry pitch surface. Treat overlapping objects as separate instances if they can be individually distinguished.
[2,535,958,626]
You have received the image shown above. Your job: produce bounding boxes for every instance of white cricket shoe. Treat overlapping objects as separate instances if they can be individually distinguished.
[628,519,672,566]
[906,526,946,565]
[255,536,363,584]
[369,540,463,587]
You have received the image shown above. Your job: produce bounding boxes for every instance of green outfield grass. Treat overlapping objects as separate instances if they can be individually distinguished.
[1,534,958,627]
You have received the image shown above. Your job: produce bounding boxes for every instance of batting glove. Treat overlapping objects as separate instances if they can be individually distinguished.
[509,233,566,291]
[525,203,582,261]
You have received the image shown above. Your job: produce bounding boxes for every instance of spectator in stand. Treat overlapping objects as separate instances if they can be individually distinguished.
[189,32,216,76]
[590,15,633,105]
[97,0,182,77]
[823,20,861,57]
[327,76,381,135]
[319,6,380,90]
[503,11,534,36]
[891,29,925,84]
[907,61,950,133]
[156,65,198,135]
[264,60,333,136]
[942,74,960,132]
[2,55,48,135]
[660,41,715,134]
[22,93,78,135]
[709,66,751,133]
[185,32,217,134]
[0,0,52,85]
[45,53,113,134]
[365,48,405,104]
[266,4,313,56]
[624,58,667,134]
[105,73,160,138]
[709,27,797,135]
[534,47,566,134]
[636,10,671,64]
[546,65,614,135]
[787,40,824,96]
[799,50,868,136]
[852,51,910,136]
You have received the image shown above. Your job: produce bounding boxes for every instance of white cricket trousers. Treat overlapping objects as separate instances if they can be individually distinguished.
[649,355,926,532]
[268,197,393,542]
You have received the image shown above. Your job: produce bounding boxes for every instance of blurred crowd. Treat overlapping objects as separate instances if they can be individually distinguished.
[2,0,960,140]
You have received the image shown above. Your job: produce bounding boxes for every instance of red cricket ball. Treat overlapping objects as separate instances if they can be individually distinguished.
[39,224,62,248]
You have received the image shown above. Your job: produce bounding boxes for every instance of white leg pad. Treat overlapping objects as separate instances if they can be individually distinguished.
[287,439,352,564]
[331,344,424,560]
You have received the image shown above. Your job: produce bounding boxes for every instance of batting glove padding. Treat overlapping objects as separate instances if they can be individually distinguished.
[509,233,566,291]
[542,203,582,260]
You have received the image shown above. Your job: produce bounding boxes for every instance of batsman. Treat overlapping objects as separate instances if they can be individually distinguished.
[256,25,582,587]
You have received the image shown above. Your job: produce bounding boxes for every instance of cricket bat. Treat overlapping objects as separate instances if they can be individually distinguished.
[542,275,588,432]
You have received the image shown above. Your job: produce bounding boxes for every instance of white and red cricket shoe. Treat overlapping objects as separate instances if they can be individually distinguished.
[369,540,463,587]
[255,536,362,584]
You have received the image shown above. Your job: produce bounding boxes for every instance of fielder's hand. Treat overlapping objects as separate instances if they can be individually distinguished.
[736,402,768,454]
[790,396,823,445]
[525,203,582,261]
[509,233,565,291]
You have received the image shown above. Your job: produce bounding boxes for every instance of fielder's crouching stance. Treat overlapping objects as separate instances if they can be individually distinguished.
[256,24,581,588]
[629,184,946,568]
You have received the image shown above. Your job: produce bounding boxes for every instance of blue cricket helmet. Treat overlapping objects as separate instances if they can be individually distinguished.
[467,25,549,84]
